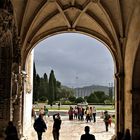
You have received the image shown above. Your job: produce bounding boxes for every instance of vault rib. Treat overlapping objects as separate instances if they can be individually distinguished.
[85,10,113,44]
[27,9,60,44]
[116,0,124,37]
[72,0,92,28]
[55,0,71,28]
[98,2,120,50]
[22,0,49,50]
[19,0,28,35]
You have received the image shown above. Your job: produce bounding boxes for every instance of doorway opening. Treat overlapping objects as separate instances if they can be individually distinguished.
[23,33,116,140]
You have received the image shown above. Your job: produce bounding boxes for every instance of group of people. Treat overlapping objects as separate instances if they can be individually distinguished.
[68,106,113,133]
[68,106,97,123]
[4,105,131,140]
[33,111,96,140]
[32,105,49,121]
[33,112,61,140]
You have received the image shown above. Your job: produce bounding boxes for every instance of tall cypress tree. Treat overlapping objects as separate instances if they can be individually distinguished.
[48,70,57,104]
[36,74,40,101]
[43,73,49,99]
[33,62,37,102]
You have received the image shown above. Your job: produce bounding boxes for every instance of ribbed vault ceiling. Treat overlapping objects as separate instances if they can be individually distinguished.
[11,0,138,61]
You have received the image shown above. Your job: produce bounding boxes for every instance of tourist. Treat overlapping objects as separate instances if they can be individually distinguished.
[85,107,91,123]
[39,108,45,116]
[68,106,74,120]
[33,114,47,140]
[80,126,96,140]
[104,110,110,132]
[78,107,83,120]
[89,107,93,120]
[108,114,112,127]
[52,113,62,140]
[58,102,60,109]
[81,107,85,120]
[74,106,78,119]
[44,105,49,122]
[32,106,37,120]
[5,121,19,140]
[50,103,53,108]
[93,106,96,123]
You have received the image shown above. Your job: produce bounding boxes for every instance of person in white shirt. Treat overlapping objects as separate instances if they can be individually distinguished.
[93,106,96,123]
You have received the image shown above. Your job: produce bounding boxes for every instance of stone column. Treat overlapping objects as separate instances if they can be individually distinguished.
[115,72,125,134]
[0,8,13,137]
[12,69,23,138]
[131,88,140,139]
[12,40,22,138]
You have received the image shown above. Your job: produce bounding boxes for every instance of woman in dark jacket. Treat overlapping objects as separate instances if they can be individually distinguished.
[33,114,47,140]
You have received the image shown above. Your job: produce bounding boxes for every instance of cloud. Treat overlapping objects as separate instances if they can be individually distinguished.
[34,33,114,87]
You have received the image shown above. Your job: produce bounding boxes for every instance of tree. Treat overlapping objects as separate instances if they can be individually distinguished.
[43,73,49,99]
[94,91,108,103]
[36,74,40,101]
[87,93,99,103]
[75,97,85,103]
[48,70,56,104]
[33,62,38,102]
[68,96,76,102]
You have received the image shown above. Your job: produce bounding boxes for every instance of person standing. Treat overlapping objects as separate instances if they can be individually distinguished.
[85,107,91,123]
[93,106,96,123]
[74,106,78,119]
[80,126,96,140]
[33,114,47,140]
[5,121,19,140]
[68,106,74,120]
[52,113,62,140]
[44,105,49,122]
[104,111,110,132]
[108,115,112,127]
[58,102,60,110]
[32,106,37,121]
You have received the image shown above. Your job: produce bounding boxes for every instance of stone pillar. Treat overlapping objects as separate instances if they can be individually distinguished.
[12,71,23,138]
[22,51,34,138]
[0,9,13,137]
[131,88,140,139]
[0,1,22,138]
[115,72,125,134]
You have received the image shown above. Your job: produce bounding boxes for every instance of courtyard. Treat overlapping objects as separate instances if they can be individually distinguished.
[24,114,115,140]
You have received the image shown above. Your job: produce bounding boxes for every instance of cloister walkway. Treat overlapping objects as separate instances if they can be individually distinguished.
[23,115,115,140]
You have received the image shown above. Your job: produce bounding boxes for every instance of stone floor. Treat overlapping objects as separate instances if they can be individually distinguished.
[25,116,115,140]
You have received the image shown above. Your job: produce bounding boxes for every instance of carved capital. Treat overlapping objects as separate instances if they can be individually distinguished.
[119,37,126,44]
[115,72,125,78]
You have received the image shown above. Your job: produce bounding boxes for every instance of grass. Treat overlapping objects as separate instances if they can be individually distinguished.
[34,106,115,111]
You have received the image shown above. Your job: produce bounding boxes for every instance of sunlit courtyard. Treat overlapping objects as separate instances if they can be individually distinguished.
[23,105,115,140]
[25,116,115,140]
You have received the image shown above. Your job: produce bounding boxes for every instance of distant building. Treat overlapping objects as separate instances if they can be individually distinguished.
[74,85,114,98]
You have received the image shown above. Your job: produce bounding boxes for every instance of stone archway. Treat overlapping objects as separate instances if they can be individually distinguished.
[22,31,120,138]
[0,0,140,139]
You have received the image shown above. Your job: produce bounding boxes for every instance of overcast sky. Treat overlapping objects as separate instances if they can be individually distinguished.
[34,33,114,88]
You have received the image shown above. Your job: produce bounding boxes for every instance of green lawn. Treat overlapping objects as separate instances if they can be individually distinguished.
[34,106,115,111]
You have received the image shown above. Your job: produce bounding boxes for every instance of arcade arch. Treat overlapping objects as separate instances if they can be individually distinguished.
[22,32,116,138]
[0,0,140,139]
